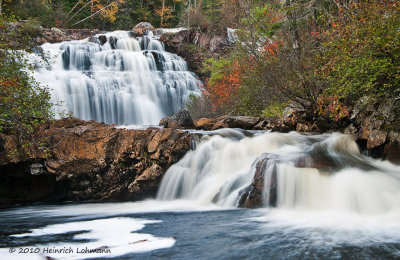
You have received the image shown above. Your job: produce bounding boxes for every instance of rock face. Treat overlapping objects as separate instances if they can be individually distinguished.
[0,118,191,208]
[348,97,400,163]
[160,109,195,129]
[159,29,231,79]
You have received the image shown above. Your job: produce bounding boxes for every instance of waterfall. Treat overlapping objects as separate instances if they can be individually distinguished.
[157,130,400,215]
[33,31,200,125]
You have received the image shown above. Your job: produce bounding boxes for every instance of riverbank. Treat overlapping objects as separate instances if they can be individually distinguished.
[1,110,399,209]
[0,118,190,208]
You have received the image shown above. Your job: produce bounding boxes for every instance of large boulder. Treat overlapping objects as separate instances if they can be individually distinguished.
[195,118,218,130]
[0,118,191,208]
[132,22,155,36]
[159,109,195,129]
[211,116,260,130]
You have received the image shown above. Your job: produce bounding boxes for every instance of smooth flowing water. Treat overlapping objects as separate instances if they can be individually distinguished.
[1,131,400,259]
[33,31,200,125]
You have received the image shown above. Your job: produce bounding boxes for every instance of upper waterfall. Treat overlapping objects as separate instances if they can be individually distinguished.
[33,30,201,125]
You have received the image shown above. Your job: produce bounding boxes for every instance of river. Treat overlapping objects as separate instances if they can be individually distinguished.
[1,30,400,259]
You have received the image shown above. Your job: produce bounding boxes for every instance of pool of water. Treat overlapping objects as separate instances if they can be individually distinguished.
[1,200,399,260]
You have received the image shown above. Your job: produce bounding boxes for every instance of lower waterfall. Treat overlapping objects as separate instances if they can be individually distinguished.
[33,31,200,125]
[157,130,400,215]
[1,130,400,259]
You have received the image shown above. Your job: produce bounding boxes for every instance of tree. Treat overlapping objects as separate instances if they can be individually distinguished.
[155,0,174,27]
[0,14,54,150]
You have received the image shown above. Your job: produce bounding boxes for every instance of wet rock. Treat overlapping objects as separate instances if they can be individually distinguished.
[385,132,400,165]
[160,109,195,129]
[211,116,260,130]
[0,118,191,208]
[132,22,155,36]
[265,119,294,132]
[159,116,171,127]
[237,147,355,209]
[192,115,295,132]
[38,28,104,44]
[367,129,387,149]
[195,118,218,130]
[253,119,268,130]
[349,97,400,163]
[237,157,277,208]
[344,125,357,135]
[109,36,118,49]
[128,164,164,197]
[360,118,372,140]
[296,123,310,132]
[98,35,107,45]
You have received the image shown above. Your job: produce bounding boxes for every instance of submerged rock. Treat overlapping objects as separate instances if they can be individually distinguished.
[0,118,191,208]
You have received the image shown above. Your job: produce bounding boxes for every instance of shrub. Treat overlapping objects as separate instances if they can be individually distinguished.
[0,14,54,149]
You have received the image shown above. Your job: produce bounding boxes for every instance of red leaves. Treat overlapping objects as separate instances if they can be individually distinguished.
[263,40,279,55]
[316,96,349,122]
[203,61,243,111]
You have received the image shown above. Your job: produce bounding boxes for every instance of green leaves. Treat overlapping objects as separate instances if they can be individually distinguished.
[0,14,54,154]
[321,3,400,103]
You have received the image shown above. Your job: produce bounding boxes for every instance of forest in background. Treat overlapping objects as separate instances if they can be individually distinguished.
[0,0,399,141]
[0,0,235,30]
[187,0,400,132]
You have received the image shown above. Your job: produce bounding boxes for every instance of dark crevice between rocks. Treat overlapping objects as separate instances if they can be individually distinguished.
[0,161,57,209]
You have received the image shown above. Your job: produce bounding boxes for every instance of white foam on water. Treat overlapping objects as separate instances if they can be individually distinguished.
[248,208,400,247]
[0,200,227,220]
[1,217,175,260]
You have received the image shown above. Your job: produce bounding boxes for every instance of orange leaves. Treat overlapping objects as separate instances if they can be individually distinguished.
[100,2,119,22]
[316,96,349,122]
[262,40,280,55]
[203,61,243,111]
[0,77,18,92]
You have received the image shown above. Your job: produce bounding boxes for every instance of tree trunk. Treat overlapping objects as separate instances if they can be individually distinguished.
[161,0,165,27]
[0,0,2,16]
[285,0,301,55]
[187,0,191,27]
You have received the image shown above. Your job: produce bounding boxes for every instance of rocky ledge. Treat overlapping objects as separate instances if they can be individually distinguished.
[37,28,106,44]
[0,118,191,208]
[161,107,400,165]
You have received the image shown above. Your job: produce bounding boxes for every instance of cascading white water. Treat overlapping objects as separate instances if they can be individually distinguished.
[157,130,400,215]
[157,130,309,206]
[33,31,200,125]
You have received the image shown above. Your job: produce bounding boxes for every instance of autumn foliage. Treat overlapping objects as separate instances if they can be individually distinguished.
[203,60,243,112]
[0,15,54,144]
[191,0,400,124]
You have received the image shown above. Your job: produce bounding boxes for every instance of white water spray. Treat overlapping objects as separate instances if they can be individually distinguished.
[158,130,400,215]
